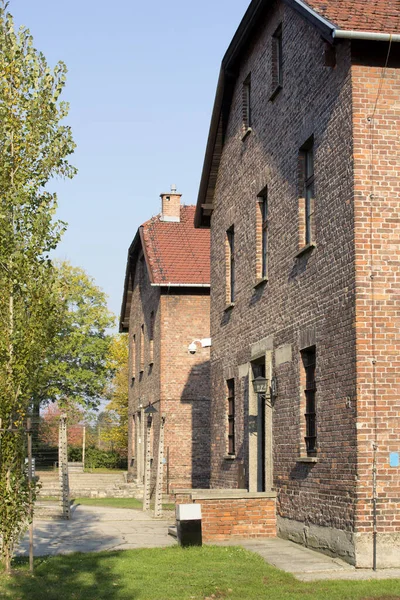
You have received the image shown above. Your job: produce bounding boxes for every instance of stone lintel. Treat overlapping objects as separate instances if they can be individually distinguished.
[250,336,273,360]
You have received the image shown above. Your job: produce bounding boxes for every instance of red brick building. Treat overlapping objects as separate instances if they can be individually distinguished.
[120,190,211,494]
[195,0,400,567]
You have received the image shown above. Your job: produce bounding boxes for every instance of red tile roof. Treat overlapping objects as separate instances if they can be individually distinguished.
[142,205,210,286]
[304,0,400,34]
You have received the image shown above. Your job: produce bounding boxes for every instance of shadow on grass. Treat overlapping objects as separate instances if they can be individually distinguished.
[3,551,140,600]
[2,546,282,600]
[2,546,400,600]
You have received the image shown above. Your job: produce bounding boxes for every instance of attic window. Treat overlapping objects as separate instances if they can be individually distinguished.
[131,334,136,382]
[226,226,235,304]
[149,311,154,365]
[140,324,145,372]
[242,74,252,135]
[270,24,283,100]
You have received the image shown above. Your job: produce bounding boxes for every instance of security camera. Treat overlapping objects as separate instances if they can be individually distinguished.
[188,342,197,354]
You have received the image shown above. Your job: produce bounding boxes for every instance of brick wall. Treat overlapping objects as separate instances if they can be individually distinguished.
[205,0,400,566]
[175,492,276,541]
[161,290,211,490]
[128,257,161,483]
[200,498,276,541]
[128,261,211,493]
[351,42,400,566]
[209,1,356,530]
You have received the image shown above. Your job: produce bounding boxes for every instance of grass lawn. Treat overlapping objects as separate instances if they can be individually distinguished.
[72,497,175,511]
[73,497,143,510]
[1,547,400,600]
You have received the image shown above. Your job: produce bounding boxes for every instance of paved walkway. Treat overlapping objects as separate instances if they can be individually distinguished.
[17,504,175,556]
[16,505,400,581]
[234,538,400,581]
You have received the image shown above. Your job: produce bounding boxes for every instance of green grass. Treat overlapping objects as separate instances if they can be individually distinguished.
[1,547,400,600]
[72,497,174,511]
[157,503,175,511]
[72,497,143,510]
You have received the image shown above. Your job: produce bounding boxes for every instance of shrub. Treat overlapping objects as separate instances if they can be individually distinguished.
[68,446,82,462]
[68,446,127,469]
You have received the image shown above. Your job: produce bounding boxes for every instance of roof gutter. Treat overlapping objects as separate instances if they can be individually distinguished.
[151,283,210,288]
[292,1,400,42]
[333,30,400,42]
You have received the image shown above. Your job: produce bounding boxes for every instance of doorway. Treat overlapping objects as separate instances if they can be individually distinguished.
[252,360,266,493]
[135,410,144,484]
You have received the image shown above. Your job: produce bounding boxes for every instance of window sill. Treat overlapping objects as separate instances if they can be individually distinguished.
[224,455,236,460]
[224,302,235,312]
[269,84,282,101]
[242,127,252,141]
[295,242,316,258]
[254,276,268,289]
[296,456,318,464]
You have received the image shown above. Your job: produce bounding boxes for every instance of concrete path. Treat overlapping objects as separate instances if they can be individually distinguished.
[16,505,400,581]
[224,538,400,581]
[16,504,176,556]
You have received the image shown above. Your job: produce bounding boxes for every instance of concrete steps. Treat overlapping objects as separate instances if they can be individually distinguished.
[68,462,84,473]
[36,471,140,499]
[34,501,64,520]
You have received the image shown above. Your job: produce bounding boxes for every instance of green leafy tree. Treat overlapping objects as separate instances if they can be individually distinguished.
[103,334,129,455]
[33,261,115,412]
[0,2,76,571]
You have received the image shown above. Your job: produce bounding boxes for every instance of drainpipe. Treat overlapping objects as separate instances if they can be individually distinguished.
[372,442,378,570]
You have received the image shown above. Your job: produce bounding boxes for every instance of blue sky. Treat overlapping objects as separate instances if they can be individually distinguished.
[11,0,250,324]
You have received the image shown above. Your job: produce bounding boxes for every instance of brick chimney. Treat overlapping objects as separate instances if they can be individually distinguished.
[160,185,182,222]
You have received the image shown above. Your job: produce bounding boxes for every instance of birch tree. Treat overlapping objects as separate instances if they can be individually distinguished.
[0,2,76,571]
